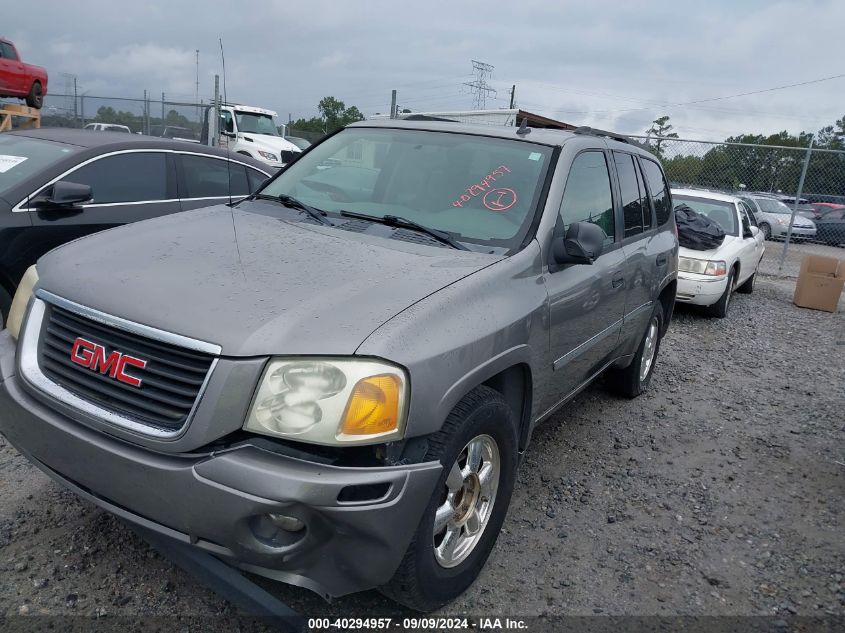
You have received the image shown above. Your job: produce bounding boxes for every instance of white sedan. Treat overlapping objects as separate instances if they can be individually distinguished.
[672,188,765,318]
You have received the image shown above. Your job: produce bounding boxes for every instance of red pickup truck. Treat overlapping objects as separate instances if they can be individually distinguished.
[0,37,48,109]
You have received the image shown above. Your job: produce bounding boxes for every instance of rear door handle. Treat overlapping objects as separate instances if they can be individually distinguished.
[656,254,668,266]
[612,273,625,288]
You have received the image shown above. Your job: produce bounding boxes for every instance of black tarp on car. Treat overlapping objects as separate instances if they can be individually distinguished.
[674,203,726,251]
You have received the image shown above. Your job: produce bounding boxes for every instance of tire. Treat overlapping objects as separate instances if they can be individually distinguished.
[607,306,663,398]
[759,223,771,240]
[380,386,518,611]
[25,81,43,109]
[736,268,756,294]
[706,268,736,318]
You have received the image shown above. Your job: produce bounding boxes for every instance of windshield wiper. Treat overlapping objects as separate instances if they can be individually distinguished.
[339,211,469,250]
[252,193,333,226]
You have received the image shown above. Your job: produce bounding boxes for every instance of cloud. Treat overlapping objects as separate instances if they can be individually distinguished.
[10,0,845,138]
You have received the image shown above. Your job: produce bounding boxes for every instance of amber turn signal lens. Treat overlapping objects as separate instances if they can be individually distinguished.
[340,374,402,436]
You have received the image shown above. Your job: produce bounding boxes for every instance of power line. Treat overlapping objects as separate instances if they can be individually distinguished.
[532,72,845,116]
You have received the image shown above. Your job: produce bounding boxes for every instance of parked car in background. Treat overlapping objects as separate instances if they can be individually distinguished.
[284,136,312,150]
[0,38,47,109]
[84,122,131,133]
[738,194,817,241]
[0,128,271,324]
[808,202,845,220]
[813,207,845,247]
[673,189,764,317]
[0,120,678,611]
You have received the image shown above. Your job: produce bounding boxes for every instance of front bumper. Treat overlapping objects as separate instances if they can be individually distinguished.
[0,330,441,598]
[772,224,816,238]
[675,273,728,306]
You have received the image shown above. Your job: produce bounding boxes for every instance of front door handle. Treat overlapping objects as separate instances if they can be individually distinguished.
[612,273,625,288]
[656,254,668,266]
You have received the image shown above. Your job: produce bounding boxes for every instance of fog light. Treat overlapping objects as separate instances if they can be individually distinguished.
[268,513,305,532]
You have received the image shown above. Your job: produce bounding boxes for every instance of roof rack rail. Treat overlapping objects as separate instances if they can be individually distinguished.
[572,126,632,145]
[403,114,459,123]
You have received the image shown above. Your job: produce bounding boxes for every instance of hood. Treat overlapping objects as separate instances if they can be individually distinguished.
[239,134,300,155]
[678,235,741,260]
[36,203,499,357]
[763,212,814,228]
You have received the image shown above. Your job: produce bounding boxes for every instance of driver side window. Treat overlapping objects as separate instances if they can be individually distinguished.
[557,151,615,245]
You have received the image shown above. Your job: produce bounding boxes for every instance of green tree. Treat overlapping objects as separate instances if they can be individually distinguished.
[645,115,679,158]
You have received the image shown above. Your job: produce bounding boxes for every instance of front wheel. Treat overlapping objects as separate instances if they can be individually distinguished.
[25,81,43,109]
[380,386,517,611]
[706,268,735,318]
[759,223,772,240]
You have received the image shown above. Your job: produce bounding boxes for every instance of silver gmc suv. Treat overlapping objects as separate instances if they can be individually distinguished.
[0,120,678,611]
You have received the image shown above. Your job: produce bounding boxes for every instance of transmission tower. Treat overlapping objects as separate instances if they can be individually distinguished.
[464,60,496,110]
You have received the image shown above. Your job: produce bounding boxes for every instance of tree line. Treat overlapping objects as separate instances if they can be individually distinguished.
[644,115,845,196]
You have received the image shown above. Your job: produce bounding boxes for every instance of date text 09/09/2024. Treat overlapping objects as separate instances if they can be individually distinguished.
[307,618,528,630]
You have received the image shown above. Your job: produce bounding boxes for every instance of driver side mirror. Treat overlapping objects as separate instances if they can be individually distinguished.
[552,221,606,266]
[34,181,93,208]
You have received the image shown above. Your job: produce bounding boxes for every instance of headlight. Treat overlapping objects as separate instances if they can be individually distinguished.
[678,257,727,277]
[775,218,787,225]
[258,150,279,162]
[6,265,38,340]
[244,358,408,445]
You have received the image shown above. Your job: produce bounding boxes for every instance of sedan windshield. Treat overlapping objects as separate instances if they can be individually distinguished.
[754,197,793,214]
[235,112,279,136]
[259,127,554,251]
[673,194,738,236]
[0,135,78,197]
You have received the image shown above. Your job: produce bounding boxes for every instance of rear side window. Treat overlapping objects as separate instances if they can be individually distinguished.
[180,154,249,198]
[640,158,672,226]
[614,152,648,238]
[61,152,168,204]
[558,151,615,244]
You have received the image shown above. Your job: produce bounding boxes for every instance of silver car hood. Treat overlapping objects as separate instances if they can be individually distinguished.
[36,203,500,356]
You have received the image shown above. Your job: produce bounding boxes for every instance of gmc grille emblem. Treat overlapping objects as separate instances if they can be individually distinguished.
[69,337,148,388]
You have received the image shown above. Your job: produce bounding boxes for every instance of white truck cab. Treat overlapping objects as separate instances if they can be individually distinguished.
[202,104,301,169]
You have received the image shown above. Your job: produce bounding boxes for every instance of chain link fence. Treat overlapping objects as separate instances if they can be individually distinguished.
[36,93,208,141]
[628,135,845,278]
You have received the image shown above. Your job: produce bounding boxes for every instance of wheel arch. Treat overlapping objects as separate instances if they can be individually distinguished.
[480,363,533,453]
[656,279,677,336]
[434,349,535,454]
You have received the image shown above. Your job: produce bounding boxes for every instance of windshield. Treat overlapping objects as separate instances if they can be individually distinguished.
[259,127,554,251]
[0,135,78,197]
[754,197,793,214]
[674,194,738,236]
[235,111,279,136]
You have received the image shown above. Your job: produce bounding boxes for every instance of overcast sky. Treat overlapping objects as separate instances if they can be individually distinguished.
[8,0,844,139]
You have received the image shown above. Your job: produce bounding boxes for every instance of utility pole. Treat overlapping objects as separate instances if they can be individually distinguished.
[73,77,78,126]
[509,84,516,109]
[464,60,496,110]
[211,74,220,146]
[195,49,200,120]
[161,92,165,126]
[390,90,397,119]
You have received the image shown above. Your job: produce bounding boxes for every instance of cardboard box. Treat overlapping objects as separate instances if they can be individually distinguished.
[793,255,845,312]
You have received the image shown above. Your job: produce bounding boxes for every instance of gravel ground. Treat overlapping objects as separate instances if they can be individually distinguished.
[0,276,843,628]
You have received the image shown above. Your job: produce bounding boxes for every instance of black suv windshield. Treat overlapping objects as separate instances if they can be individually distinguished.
[0,135,78,197]
[260,127,554,250]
